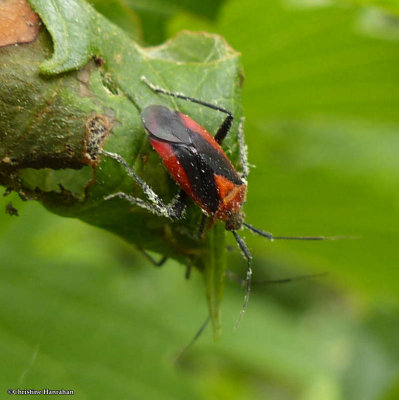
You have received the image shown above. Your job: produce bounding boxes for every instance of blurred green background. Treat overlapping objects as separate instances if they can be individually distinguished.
[1,0,399,398]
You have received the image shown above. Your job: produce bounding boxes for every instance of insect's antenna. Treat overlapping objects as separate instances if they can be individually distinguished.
[226,270,328,287]
[174,315,211,364]
[243,222,340,241]
[253,272,328,286]
[232,231,253,330]
[141,76,233,127]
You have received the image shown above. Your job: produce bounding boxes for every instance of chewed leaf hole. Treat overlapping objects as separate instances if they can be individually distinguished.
[84,114,112,165]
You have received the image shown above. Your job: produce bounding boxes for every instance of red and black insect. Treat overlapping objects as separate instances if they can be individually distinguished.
[141,104,246,229]
[102,77,329,322]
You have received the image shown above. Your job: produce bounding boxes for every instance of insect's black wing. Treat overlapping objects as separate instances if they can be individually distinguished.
[172,144,220,214]
[171,134,243,214]
[190,133,243,186]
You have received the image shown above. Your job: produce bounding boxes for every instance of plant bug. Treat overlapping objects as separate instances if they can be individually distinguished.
[101,77,335,325]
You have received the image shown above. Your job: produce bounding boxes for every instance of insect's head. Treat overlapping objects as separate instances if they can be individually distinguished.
[225,210,245,231]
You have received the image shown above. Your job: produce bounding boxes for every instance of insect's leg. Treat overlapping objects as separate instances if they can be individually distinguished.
[197,214,208,239]
[231,231,253,330]
[170,190,188,218]
[139,248,168,267]
[174,315,211,363]
[237,117,249,180]
[100,150,186,219]
[104,191,166,214]
[243,222,342,241]
[141,76,233,145]
[185,259,193,280]
[214,113,233,145]
[141,245,192,278]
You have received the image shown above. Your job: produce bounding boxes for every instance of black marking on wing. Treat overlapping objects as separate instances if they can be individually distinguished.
[172,143,220,214]
[189,131,243,186]
[172,136,243,214]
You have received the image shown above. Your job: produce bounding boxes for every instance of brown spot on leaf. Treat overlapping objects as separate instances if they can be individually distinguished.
[0,0,41,47]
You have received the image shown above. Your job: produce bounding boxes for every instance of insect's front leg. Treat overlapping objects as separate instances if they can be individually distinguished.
[100,150,186,220]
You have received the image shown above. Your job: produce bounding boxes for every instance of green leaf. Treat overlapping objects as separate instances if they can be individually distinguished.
[28,0,95,73]
[202,222,227,339]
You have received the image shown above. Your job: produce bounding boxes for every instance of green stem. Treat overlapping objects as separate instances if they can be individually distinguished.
[202,222,226,340]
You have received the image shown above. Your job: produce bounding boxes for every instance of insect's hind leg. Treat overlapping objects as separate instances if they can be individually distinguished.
[197,214,209,239]
[231,231,253,330]
[141,76,234,145]
[100,150,186,219]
